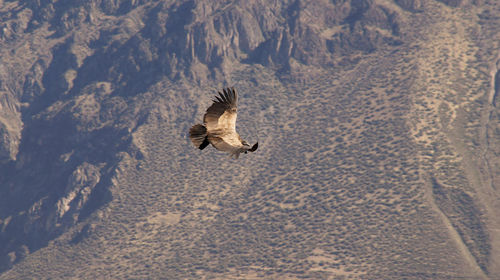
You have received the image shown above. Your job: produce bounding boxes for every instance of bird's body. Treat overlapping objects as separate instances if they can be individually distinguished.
[189,88,258,159]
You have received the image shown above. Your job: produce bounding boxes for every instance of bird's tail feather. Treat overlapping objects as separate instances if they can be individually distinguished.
[189,124,209,150]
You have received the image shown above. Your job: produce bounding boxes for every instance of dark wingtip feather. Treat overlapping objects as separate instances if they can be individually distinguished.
[229,88,235,103]
[233,87,238,101]
[214,96,224,103]
[215,91,223,103]
[223,88,231,104]
[220,91,229,103]
[225,87,236,105]
[199,137,210,150]
[212,88,237,108]
[249,142,258,152]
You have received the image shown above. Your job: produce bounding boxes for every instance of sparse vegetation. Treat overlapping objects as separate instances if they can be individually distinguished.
[0,0,499,279]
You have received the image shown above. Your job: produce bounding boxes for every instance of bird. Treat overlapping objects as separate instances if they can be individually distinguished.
[189,87,258,159]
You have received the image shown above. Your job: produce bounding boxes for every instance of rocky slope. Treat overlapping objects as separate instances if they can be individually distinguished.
[0,0,499,279]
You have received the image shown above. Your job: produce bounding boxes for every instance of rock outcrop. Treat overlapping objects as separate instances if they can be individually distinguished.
[0,0,499,278]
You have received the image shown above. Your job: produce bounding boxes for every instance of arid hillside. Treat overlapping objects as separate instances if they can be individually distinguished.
[0,0,499,279]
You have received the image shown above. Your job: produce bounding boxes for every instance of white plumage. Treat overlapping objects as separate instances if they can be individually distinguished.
[189,88,258,159]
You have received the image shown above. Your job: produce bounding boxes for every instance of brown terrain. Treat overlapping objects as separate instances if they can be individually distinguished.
[0,0,499,279]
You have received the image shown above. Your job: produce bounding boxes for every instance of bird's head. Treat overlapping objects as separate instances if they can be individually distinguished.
[241,141,258,154]
[242,141,249,153]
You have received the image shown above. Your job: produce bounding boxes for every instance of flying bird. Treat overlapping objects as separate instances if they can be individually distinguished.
[189,87,258,159]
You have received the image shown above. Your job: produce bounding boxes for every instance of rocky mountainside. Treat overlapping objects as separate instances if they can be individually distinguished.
[0,0,499,279]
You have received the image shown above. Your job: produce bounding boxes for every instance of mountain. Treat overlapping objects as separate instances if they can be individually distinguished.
[0,0,499,278]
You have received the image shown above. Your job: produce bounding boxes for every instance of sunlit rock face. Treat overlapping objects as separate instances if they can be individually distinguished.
[0,0,499,278]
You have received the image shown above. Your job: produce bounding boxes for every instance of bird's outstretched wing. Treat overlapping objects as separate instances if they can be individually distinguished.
[190,87,257,157]
[203,88,238,134]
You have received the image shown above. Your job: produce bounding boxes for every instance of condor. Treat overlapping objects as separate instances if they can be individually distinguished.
[189,88,258,159]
